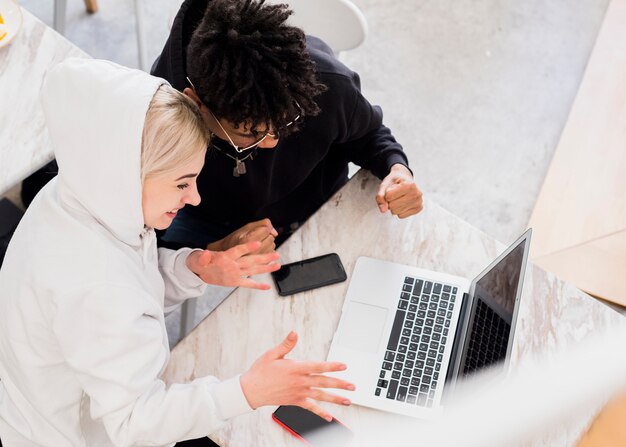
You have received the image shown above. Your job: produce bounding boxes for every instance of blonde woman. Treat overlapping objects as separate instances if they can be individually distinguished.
[0,59,353,447]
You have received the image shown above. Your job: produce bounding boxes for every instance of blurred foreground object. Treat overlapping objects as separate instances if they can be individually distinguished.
[0,0,23,48]
[344,322,626,447]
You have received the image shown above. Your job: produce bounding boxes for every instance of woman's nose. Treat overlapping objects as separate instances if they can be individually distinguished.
[185,184,201,206]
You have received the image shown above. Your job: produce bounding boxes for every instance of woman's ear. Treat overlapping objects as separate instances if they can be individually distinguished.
[183,87,203,108]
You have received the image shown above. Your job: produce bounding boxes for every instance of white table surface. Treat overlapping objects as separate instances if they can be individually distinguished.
[162,170,625,447]
[0,7,86,196]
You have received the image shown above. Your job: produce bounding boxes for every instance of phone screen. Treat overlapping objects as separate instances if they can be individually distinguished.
[271,253,347,296]
[272,406,353,446]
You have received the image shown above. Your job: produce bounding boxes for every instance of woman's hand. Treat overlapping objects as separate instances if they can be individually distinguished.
[207,219,278,254]
[186,241,280,289]
[240,331,355,421]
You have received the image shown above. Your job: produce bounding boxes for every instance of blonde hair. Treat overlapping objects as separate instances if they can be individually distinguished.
[141,85,209,180]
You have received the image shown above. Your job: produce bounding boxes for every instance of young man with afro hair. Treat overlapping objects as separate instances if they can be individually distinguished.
[152,0,423,253]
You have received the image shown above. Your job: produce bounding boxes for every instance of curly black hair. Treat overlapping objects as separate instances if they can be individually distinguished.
[186,0,327,136]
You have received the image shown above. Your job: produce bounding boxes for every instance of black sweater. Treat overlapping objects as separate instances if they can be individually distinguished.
[151,0,409,235]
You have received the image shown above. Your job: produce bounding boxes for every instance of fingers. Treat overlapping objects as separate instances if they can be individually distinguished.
[240,262,281,278]
[259,218,278,238]
[384,181,411,201]
[237,251,280,277]
[244,227,276,254]
[258,234,277,254]
[384,183,424,218]
[265,331,298,360]
[237,277,272,290]
[227,240,263,259]
[226,219,277,254]
[295,361,348,375]
[397,205,423,218]
[389,204,422,219]
[259,219,278,237]
[305,375,355,394]
[244,225,272,242]
[248,219,277,251]
[293,362,355,392]
[308,388,352,406]
[244,231,276,254]
[237,251,280,268]
[375,179,391,213]
[389,200,417,216]
[244,219,277,237]
[388,193,424,217]
[215,220,277,252]
[299,400,335,422]
[298,388,353,422]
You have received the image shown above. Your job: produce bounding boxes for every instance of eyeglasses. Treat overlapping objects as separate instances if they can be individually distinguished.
[186,76,302,154]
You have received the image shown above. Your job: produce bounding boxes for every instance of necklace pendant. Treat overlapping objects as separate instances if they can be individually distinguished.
[237,160,247,175]
[233,159,247,177]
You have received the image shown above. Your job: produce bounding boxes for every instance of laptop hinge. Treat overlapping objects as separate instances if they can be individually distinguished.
[442,292,471,400]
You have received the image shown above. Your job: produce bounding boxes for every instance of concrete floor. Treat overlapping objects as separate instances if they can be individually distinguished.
[19,0,609,243]
[14,0,613,343]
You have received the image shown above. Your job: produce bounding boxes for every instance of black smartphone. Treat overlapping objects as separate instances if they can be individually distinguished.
[271,253,347,296]
[272,405,353,446]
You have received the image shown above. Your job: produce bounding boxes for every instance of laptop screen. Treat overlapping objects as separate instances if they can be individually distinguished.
[457,231,531,377]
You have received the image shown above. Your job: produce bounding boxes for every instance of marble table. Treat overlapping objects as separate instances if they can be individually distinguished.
[162,170,624,446]
[0,7,87,196]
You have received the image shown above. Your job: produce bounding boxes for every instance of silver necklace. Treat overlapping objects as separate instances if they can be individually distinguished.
[211,144,255,177]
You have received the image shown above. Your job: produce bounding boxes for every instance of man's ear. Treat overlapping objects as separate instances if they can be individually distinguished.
[183,87,203,108]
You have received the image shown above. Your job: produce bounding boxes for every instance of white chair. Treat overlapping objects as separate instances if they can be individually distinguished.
[168,0,369,54]
[267,0,368,55]
[53,0,149,71]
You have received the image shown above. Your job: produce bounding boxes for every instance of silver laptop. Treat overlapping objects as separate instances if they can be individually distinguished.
[327,229,532,419]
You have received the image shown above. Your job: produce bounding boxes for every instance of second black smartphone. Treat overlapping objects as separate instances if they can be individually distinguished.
[272,405,353,446]
[271,253,347,296]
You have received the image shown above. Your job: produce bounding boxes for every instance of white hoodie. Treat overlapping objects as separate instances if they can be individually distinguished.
[0,58,251,447]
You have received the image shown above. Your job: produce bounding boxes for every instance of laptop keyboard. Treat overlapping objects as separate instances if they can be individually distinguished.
[375,276,458,408]
[462,299,510,376]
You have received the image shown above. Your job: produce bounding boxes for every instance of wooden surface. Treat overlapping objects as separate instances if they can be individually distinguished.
[162,170,624,447]
[83,0,98,14]
[577,393,626,447]
[528,0,626,305]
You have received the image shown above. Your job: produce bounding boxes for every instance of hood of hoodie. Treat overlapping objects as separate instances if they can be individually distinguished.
[41,58,166,248]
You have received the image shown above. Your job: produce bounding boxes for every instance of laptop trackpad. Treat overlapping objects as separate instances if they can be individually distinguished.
[337,302,388,354]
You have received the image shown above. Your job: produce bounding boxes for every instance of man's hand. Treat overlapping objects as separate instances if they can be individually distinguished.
[207,219,278,254]
[375,164,424,218]
[240,331,355,421]
[186,241,280,290]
